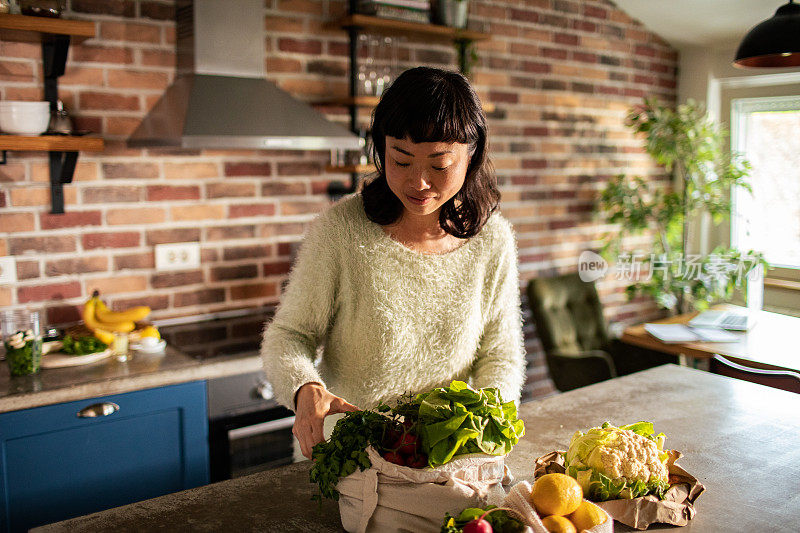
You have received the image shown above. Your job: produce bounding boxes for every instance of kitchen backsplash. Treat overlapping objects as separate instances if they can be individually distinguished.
[0,0,678,399]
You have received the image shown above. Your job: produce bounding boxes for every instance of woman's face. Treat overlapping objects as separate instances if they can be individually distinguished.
[384,135,471,221]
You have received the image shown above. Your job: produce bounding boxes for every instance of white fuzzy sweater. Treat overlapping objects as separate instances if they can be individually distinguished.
[260,194,525,411]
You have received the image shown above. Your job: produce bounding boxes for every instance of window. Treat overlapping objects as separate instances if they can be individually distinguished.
[731,96,800,269]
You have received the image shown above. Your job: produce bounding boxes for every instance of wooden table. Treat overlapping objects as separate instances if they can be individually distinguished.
[34,365,800,532]
[621,305,800,372]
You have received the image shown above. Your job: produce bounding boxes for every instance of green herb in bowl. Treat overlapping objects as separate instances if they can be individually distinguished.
[60,335,108,356]
[3,330,42,376]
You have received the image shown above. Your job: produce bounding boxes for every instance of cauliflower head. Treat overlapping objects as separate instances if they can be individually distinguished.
[563,421,669,501]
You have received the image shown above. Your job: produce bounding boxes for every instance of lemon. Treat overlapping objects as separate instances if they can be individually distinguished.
[540,515,577,533]
[530,473,583,516]
[568,500,607,531]
[138,325,160,339]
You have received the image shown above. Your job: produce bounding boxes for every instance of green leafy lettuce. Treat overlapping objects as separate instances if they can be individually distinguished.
[440,506,526,533]
[415,381,525,467]
[563,421,669,502]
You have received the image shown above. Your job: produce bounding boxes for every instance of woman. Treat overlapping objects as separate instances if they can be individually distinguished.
[261,66,525,460]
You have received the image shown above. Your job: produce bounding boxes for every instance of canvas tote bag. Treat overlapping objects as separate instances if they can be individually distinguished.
[337,446,510,533]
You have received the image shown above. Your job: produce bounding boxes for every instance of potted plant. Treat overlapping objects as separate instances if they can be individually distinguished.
[434,0,469,29]
[598,98,766,314]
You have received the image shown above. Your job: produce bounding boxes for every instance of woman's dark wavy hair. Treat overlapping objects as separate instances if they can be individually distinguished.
[362,66,500,238]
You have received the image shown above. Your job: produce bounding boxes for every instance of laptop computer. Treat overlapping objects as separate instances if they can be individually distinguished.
[688,310,756,331]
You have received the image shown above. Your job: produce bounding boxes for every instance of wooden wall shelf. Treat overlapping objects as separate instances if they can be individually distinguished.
[313,96,382,108]
[313,96,495,114]
[331,14,490,41]
[0,135,104,152]
[325,164,377,174]
[0,13,95,44]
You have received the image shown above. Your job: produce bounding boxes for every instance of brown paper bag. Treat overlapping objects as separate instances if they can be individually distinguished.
[534,450,704,530]
[337,446,509,533]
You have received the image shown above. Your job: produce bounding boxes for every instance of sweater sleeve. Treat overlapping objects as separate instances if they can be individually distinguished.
[260,210,340,411]
[471,220,526,405]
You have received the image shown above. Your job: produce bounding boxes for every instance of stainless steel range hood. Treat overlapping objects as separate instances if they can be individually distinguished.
[128,0,360,151]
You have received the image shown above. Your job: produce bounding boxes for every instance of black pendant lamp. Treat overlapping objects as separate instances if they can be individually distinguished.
[734,0,800,68]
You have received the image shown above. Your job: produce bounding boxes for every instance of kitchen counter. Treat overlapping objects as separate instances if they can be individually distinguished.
[32,364,800,532]
[0,346,263,413]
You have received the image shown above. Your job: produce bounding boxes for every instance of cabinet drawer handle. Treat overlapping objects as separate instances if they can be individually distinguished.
[77,402,120,418]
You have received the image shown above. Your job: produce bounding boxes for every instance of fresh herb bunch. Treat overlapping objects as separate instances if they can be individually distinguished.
[441,506,526,533]
[309,406,395,502]
[61,334,108,356]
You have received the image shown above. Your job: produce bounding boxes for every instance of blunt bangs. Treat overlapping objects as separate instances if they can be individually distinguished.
[379,84,483,148]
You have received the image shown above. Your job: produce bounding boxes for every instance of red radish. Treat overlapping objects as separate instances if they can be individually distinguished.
[384,424,402,446]
[462,518,492,533]
[405,454,427,468]
[394,432,418,454]
[463,507,519,533]
[382,451,405,465]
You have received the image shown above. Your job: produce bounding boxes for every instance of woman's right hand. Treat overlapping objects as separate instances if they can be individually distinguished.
[293,382,359,459]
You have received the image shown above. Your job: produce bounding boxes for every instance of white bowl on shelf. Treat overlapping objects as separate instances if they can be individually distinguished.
[0,101,50,135]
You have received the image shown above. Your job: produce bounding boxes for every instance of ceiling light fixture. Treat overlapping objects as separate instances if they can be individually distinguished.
[734,0,800,68]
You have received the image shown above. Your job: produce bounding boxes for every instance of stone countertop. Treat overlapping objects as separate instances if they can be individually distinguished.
[0,346,263,413]
[32,364,800,532]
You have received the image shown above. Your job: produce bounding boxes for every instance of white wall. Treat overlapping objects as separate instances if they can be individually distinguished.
[678,43,800,122]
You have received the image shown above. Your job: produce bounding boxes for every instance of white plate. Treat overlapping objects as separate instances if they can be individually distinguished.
[41,349,113,368]
[130,339,166,353]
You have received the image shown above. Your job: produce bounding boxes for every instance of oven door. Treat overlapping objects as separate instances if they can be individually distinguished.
[207,372,295,481]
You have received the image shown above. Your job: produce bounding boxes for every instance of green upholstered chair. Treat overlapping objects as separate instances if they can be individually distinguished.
[527,272,677,392]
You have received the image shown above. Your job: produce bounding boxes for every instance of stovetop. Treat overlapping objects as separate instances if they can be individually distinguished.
[156,307,275,361]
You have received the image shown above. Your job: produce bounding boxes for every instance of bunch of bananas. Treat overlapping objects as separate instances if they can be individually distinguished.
[82,291,157,345]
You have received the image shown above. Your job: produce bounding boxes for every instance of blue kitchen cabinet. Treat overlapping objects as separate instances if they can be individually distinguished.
[0,381,209,533]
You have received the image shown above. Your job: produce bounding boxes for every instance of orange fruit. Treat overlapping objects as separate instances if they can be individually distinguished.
[568,500,607,531]
[541,515,577,533]
[530,473,583,516]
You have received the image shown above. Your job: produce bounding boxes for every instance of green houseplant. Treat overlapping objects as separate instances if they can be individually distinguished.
[435,0,469,29]
[599,98,766,314]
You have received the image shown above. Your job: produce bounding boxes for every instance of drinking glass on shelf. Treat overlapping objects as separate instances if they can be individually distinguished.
[330,148,346,167]
[375,36,393,97]
[357,33,379,96]
[357,33,369,96]
[393,36,407,81]
[1,309,43,377]
[366,36,380,96]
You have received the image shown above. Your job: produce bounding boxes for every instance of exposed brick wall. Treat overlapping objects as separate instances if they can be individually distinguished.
[0,0,677,400]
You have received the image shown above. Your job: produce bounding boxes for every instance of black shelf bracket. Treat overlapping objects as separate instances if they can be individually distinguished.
[42,34,70,110]
[41,34,81,214]
[49,151,78,214]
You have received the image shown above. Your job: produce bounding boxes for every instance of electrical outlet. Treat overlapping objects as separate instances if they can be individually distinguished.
[155,242,201,271]
[0,257,16,285]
